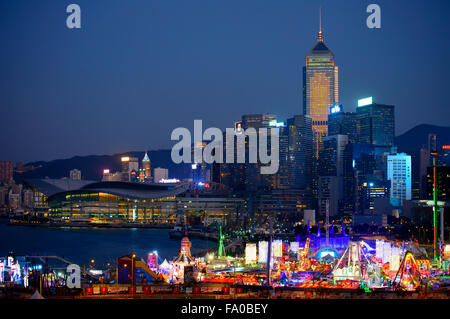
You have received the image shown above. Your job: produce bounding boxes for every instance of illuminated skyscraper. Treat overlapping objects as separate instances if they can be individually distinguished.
[356,97,395,150]
[387,153,412,206]
[303,11,339,155]
[142,152,151,180]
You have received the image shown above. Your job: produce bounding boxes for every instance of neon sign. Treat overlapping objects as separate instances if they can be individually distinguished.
[358,97,373,107]
[330,105,341,114]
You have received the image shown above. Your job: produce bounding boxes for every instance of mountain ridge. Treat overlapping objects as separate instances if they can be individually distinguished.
[13,124,450,182]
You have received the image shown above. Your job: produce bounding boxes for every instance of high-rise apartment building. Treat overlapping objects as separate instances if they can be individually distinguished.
[0,161,14,183]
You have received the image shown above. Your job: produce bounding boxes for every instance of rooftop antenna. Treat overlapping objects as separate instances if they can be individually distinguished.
[318,7,323,42]
[320,7,322,32]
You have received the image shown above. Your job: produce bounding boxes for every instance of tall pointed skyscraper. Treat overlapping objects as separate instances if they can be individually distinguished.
[303,9,339,157]
[142,151,151,180]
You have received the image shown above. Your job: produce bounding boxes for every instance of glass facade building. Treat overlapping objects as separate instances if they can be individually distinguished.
[356,103,395,148]
[286,115,313,190]
[387,153,412,206]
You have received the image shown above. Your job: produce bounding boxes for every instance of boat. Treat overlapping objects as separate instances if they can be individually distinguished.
[169,224,186,239]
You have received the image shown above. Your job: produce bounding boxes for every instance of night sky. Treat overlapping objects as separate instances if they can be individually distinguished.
[1,0,449,163]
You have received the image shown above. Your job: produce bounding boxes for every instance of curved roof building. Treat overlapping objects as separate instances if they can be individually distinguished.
[24,179,244,225]
[25,179,188,201]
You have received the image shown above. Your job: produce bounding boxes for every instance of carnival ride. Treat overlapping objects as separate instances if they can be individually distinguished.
[391,251,422,291]
[117,254,168,285]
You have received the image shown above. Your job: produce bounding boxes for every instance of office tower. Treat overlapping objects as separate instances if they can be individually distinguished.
[121,156,139,182]
[102,171,122,182]
[142,152,151,180]
[121,156,139,173]
[241,114,277,192]
[0,161,14,183]
[0,187,7,206]
[69,169,81,180]
[192,162,211,182]
[275,125,290,189]
[318,135,349,217]
[387,153,412,206]
[8,190,21,210]
[418,146,429,198]
[352,144,380,213]
[356,97,395,150]
[438,145,450,166]
[319,135,349,177]
[318,176,339,217]
[241,114,277,130]
[426,166,450,201]
[154,168,169,183]
[286,115,313,190]
[23,189,34,208]
[328,105,358,144]
[303,15,339,154]
[357,178,390,213]
[342,143,356,215]
[428,133,437,153]
[190,140,211,182]
[215,128,246,192]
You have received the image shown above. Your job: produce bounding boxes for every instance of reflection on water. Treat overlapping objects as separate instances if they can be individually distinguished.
[0,222,215,267]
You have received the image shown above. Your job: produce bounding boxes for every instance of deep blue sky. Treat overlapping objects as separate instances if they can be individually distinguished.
[1,0,449,163]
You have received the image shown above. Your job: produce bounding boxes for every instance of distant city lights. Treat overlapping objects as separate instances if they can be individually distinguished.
[103,169,110,175]
[160,178,180,184]
[121,156,130,162]
[269,120,285,127]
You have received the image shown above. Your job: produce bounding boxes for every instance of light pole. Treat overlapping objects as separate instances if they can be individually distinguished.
[131,253,136,298]
[431,151,440,261]
[266,215,273,287]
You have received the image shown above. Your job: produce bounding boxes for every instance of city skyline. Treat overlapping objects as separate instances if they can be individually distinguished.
[1,0,450,163]
[1,0,450,303]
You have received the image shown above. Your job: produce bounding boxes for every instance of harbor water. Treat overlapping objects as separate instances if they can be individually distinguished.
[0,221,215,267]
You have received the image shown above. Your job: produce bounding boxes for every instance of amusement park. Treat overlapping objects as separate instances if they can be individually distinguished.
[1,220,450,300]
